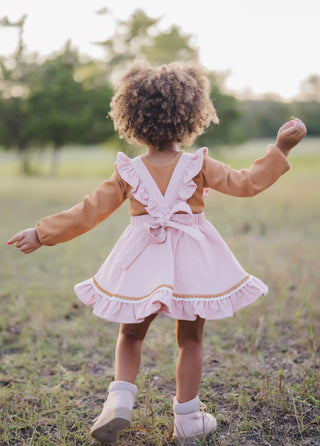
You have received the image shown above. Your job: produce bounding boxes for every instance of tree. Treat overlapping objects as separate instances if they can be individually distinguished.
[96,9,159,80]
[96,9,198,77]
[28,43,114,173]
[0,14,40,173]
[143,25,198,65]
[0,94,34,173]
[74,59,115,144]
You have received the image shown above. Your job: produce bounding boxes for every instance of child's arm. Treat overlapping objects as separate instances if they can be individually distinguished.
[203,118,307,197]
[8,169,127,254]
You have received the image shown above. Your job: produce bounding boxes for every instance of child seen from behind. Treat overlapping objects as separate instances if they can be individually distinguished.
[9,61,307,445]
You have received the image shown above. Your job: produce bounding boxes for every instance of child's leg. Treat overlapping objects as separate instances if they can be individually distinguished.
[90,313,158,443]
[174,317,217,444]
[115,312,158,383]
[175,317,205,403]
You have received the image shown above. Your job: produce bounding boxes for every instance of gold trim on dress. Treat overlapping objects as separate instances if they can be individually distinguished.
[92,277,173,301]
[92,274,250,301]
[173,275,250,298]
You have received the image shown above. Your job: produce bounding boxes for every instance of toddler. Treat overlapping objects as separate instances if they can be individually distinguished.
[8,61,306,445]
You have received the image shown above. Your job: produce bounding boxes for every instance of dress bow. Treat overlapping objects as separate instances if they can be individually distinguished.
[118,206,204,270]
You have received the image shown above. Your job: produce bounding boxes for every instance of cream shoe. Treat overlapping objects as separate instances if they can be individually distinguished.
[173,396,217,445]
[90,381,137,444]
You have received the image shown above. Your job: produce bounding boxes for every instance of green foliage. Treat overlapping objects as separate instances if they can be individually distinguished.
[28,45,113,148]
[240,100,291,139]
[144,26,198,65]
[196,73,245,148]
[0,95,32,148]
[239,99,320,139]
[124,8,160,40]
[293,101,320,136]
[96,9,159,75]
[0,94,35,173]
[97,9,198,73]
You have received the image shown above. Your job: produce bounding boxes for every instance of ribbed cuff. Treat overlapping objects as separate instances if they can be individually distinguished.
[266,144,291,173]
[109,380,137,395]
[173,395,200,414]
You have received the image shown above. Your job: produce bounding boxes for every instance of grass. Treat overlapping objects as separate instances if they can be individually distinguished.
[1,139,320,445]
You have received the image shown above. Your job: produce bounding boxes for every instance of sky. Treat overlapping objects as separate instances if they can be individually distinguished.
[0,0,319,100]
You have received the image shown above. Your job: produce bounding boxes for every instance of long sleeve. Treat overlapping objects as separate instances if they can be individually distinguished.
[203,144,291,197]
[36,169,127,246]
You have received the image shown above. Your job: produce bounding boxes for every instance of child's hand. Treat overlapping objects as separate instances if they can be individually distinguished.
[8,228,42,254]
[276,118,307,156]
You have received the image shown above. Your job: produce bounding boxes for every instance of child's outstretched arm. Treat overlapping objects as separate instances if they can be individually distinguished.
[203,118,307,197]
[8,169,127,254]
[8,228,42,254]
[275,117,307,156]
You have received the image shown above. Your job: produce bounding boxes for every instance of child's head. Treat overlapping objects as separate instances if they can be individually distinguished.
[110,60,219,149]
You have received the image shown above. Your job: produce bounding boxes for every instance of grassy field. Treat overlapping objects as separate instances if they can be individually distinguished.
[1,139,320,445]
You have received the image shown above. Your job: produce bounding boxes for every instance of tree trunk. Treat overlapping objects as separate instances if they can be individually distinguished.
[50,144,61,176]
[18,144,32,175]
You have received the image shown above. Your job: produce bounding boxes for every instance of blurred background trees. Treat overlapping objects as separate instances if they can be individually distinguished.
[0,9,319,174]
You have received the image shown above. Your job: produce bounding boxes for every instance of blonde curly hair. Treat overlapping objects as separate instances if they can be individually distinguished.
[109,60,219,148]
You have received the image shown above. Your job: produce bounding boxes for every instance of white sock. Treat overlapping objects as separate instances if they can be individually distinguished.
[109,381,137,395]
[173,395,200,414]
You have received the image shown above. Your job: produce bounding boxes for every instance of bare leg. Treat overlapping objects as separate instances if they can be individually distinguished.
[114,313,158,383]
[175,317,206,403]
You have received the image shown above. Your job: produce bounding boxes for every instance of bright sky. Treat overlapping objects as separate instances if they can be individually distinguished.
[1,0,319,99]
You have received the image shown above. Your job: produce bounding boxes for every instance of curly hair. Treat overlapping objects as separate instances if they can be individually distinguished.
[109,60,219,148]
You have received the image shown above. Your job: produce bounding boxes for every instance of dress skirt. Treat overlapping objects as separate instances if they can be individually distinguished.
[74,212,268,323]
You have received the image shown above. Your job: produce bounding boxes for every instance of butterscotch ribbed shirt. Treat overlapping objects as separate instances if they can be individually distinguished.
[36,145,290,246]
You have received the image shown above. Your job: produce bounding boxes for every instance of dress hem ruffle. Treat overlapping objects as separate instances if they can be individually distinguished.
[74,275,268,324]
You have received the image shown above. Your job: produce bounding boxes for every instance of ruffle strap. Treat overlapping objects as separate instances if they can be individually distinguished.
[116,152,149,206]
[176,147,208,201]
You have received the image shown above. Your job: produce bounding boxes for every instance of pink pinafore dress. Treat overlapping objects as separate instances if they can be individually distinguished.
[74,148,268,323]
